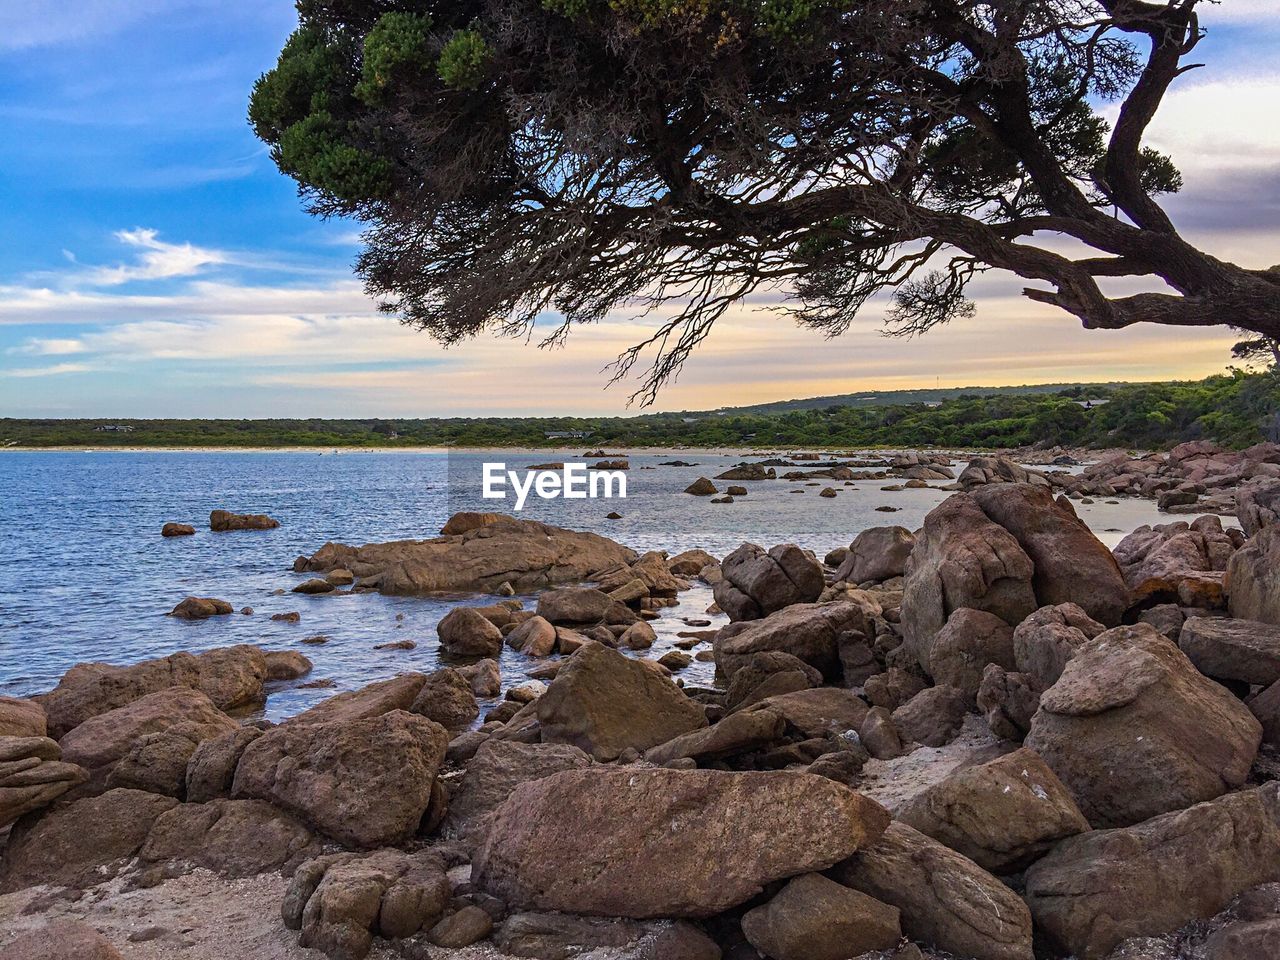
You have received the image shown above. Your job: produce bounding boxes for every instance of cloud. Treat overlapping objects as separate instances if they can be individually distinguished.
[6,337,86,356]
[2,362,93,378]
[81,228,229,286]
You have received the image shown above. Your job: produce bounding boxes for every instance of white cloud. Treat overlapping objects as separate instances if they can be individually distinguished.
[2,363,93,378]
[82,228,229,286]
[6,337,86,356]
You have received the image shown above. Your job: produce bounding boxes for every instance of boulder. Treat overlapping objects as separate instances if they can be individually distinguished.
[740,687,869,739]
[976,665,1042,741]
[442,739,592,844]
[723,651,822,710]
[0,788,178,892]
[1024,783,1280,960]
[494,912,721,960]
[741,872,901,960]
[161,521,196,537]
[835,526,917,584]
[830,821,1034,960]
[458,659,501,698]
[428,906,494,947]
[863,668,927,711]
[668,549,718,576]
[1179,616,1280,685]
[0,696,46,738]
[1025,623,1261,828]
[536,643,707,760]
[1228,524,1280,624]
[185,726,263,802]
[409,668,480,728]
[265,650,313,680]
[1204,919,1280,960]
[892,685,969,748]
[713,601,872,680]
[210,509,279,531]
[1115,516,1240,606]
[1250,679,1280,747]
[0,736,88,828]
[139,797,320,877]
[58,686,238,785]
[901,494,1037,670]
[169,596,234,619]
[2,922,125,960]
[715,463,774,481]
[507,615,558,656]
[232,709,448,847]
[292,578,335,594]
[1237,478,1280,535]
[39,644,268,738]
[643,708,786,766]
[438,606,505,657]
[290,673,427,725]
[295,516,636,595]
[105,724,218,798]
[1012,603,1106,688]
[684,477,717,495]
[282,848,451,960]
[927,608,1017,700]
[536,587,614,625]
[859,707,904,760]
[473,768,890,918]
[897,746,1089,874]
[713,543,824,621]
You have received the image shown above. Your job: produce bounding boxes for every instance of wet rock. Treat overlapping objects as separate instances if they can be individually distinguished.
[742,872,901,960]
[282,848,451,960]
[139,797,320,877]
[265,650,313,680]
[506,616,557,657]
[293,578,336,595]
[927,608,1016,701]
[830,821,1034,960]
[233,709,448,847]
[713,542,824,622]
[0,736,88,828]
[1024,783,1280,960]
[1012,602,1106,688]
[536,643,707,761]
[185,726,263,802]
[657,650,692,670]
[892,685,969,748]
[619,621,656,650]
[210,509,279,531]
[161,522,195,537]
[474,767,890,918]
[0,696,46,738]
[1025,623,1261,828]
[715,463,774,481]
[410,668,480,729]
[835,526,917,584]
[169,596,234,619]
[714,601,872,680]
[2,921,125,960]
[494,912,720,960]
[297,516,636,595]
[438,606,504,657]
[898,746,1088,873]
[1227,524,1280,625]
[0,787,179,892]
[1179,616,1280,685]
[442,739,592,845]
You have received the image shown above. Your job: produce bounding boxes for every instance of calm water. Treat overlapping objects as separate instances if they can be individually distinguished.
[0,450,1167,720]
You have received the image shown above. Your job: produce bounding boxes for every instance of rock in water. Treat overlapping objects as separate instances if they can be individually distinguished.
[473,767,890,918]
[209,509,279,531]
[437,606,504,657]
[161,522,196,537]
[295,515,636,595]
[1024,783,1280,960]
[830,821,1034,960]
[1025,623,1261,828]
[713,542,824,621]
[536,642,707,760]
[232,709,448,847]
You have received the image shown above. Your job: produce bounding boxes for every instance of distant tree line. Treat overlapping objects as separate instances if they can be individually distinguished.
[3,371,1277,451]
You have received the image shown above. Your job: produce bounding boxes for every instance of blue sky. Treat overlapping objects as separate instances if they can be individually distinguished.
[1,1,1278,418]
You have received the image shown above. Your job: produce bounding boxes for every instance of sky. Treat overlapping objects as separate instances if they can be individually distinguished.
[0,1,1278,418]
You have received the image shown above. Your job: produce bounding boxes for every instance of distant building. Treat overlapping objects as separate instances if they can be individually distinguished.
[1074,399,1111,409]
[94,424,134,432]
[544,430,590,440]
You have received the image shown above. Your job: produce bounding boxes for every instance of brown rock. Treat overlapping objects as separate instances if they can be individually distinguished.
[863,668,927,711]
[507,615,558,656]
[1012,603,1106,688]
[1025,623,1261,828]
[0,696,46,738]
[684,477,718,495]
[742,687,869,739]
[474,767,890,918]
[290,673,427,725]
[976,665,1042,741]
[1024,783,1280,960]
[536,643,706,761]
[161,522,196,537]
[105,724,216,798]
[835,526,917,584]
[210,509,279,531]
[1228,524,1280,624]
[668,549,718,575]
[714,601,872,680]
[1116,517,1239,605]
[643,708,786,766]
[830,821,1034,960]
[892,685,969,748]
[713,542,824,622]
[232,709,448,847]
[1179,616,1280,685]
[927,608,1017,701]
[494,912,720,960]
[859,706,904,760]
[169,596,234,619]
[140,797,320,877]
[409,668,480,728]
[723,651,822,710]
[438,606,505,657]
[292,578,336,595]
[1237,478,1280,536]
[0,736,88,827]
[428,905,494,947]
[265,650,313,680]
[742,872,901,960]
[1204,919,1280,960]
[2,921,125,960]
[185,726,263,802]
[458,658,501,698]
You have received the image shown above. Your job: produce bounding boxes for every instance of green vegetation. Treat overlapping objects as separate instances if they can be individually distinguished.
[5,371,1277,451]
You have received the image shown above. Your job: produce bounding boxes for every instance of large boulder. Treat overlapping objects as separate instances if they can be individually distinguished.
[437,606,504,657]
[105,724,222,798]
[139,797,321,877]
[185,726,264,802]
[0,788,178,892]
[57,686,238,787]
[713,543,824,622]
[891,685,969,748]
[232,709,448,847]
[829,821,1034,960]
[897,746,1089,874]
[901,493,1037,670]
[0,736,88,828]
[1025,623,1261,828]
[282,848,451,960]
[0,697,46,738]
[1024,783,1280,960]
[474,768,890,918]
[409,668,480,728]
[1115,516,1241,607]
[1228,524,1280,624]
[644,708,786,766]
[295,516,637,595]
[741,872,901,960]
[927,608,1017,700]
[536,643,707,760]
[713,601,872,681]
[1179,616,1280,685]
[834,526,916,584]
[442,739,592,844]
[1238,478,1280,536]
[38,644,268,739]
[535,587,614,625]
[1012,603,1106,689]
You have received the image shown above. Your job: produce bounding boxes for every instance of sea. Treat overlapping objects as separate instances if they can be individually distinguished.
[0,449,1169,720]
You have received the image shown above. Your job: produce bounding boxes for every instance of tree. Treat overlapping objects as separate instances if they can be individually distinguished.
[1231,331,1280,373]
[250,0,1280,403]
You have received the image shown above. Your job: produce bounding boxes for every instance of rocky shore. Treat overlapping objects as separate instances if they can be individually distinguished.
[5,446,1280,960]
